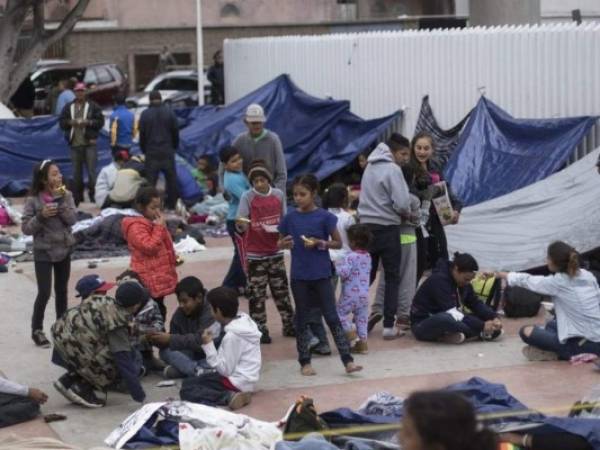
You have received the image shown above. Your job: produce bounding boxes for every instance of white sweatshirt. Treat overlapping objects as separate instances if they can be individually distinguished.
[0,376,28,397]
[202,313,262,392]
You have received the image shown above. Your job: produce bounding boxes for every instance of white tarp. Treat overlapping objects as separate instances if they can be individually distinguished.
[447,148,600,271]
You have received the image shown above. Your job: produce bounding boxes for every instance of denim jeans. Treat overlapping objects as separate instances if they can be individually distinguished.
[159,348,210,377]
[520,319,600,360]
[222,220,247,290]
[291,278,352,367]
[412,312,484,342]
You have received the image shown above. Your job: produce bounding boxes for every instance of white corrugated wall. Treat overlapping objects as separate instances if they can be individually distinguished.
[224,23,600,160]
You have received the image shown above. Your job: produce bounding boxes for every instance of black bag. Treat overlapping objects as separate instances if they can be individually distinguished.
[0,392,40,428]
[503,285,543,318]
[283,396,329,440]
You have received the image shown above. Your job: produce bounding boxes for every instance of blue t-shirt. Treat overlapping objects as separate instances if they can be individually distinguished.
[278,208,338,280]
[223,170,250,220]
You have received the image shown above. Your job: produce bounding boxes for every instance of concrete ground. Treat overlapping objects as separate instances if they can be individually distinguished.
[0,225,598,448]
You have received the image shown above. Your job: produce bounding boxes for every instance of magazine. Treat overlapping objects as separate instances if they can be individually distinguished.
[431,181,454,226]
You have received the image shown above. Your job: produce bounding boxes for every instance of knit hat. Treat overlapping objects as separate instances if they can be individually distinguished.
[75,274,115,299]
[247,160,272,183]
[115,281,149,308]
[245,103,266,123]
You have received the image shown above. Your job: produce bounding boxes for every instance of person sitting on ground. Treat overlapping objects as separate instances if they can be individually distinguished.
[400,390,496,450]
[122,186,178,320]
[496,241,600,361]
[0,373,47,428]
[410,252,503,344]
[95,148,130,209]
[180,287,260,411]
[51,281,148,408]
[148,276,221,379]
[116,270,165,373]
[107,154,147,209]
[192,156,219,197]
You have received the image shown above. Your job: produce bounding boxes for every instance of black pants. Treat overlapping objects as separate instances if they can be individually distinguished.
[417,215,449,281]
[365,224,401,328]
[145,157,179,209]
[0,393,40,428]
[412,312,484,341]
[180,372,235,406]
[32,256,71,332]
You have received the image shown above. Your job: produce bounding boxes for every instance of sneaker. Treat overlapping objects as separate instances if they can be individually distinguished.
[32,330,50,348]
[351,340,369,354]
[439,332,466,345]
[395,316,411,331]
[367,312,383,333]
[194,366,216,377]
[382,327,399,340]
[163,365,184,379]
[260,331,272,344]
[308,336,320,350]
[68,381,105,408]
[481,329,504,341]
[345,329,358,342]
[522,345,558,361]
[312,344,332,356]
[53,373,77,403]
[228,391,252,410]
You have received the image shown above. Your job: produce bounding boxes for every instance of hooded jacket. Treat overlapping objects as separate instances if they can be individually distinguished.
[410,259,497,324]
[58,100,104,144]
[358,143,411,226]
[121,217,178,298]
[201,313,261,392]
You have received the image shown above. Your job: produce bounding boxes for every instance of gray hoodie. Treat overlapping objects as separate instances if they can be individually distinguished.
[358,142,411,226]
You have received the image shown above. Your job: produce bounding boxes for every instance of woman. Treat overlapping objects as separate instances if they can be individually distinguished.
[496,241,600,361]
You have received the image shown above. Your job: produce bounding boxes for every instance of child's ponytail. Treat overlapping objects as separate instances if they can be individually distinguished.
[568,250,580,278]
[548,241,580,277]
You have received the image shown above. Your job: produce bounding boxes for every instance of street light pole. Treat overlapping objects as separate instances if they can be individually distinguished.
[196,0,204,106]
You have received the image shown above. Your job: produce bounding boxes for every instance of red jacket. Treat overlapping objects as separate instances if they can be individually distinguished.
[122,216,178,298]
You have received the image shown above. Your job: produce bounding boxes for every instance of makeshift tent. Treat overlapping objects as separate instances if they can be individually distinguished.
[0,75,399,196]
[446,148,600,271]
[413,95,470,168]
[445,97,598,206]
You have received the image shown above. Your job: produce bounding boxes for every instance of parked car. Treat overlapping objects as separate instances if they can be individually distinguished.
[31,62,128,114]
[125,70,211,109]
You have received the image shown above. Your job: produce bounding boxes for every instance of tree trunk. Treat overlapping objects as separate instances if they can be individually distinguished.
[0,0,91,105]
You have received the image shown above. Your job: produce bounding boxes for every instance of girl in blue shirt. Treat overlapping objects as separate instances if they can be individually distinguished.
[278,174,363,376]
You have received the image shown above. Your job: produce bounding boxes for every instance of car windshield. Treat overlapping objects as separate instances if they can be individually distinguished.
[31,68,83,89]
[147,77,197,92]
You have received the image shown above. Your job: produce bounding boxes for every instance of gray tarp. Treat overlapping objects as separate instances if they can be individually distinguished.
[446,148,600,271]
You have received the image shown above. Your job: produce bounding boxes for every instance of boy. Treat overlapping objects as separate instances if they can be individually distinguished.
[180,287,261,411]
[236,159,295,343]
[149,276,221,378]
[52,281,147,408]
[75,274,116,300]
[220,146,250,291]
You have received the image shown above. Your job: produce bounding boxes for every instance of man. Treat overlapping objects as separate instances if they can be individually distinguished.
[59,82,104,205]
[207,49,224,105]
[226,103,287,193]
[138,90,179,210]
[358,133,411,340]
[109,93,136,152]
[157,46,177,75]
[54,78,75,116]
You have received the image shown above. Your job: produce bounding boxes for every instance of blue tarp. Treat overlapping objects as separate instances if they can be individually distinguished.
[444,97,598,206]
[0,74,398,196]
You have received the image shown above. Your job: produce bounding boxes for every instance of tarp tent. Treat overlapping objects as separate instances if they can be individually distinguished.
[0,103,14,119]
[446,148,600,271]
[0,75,399,196]
[445,97,598,207]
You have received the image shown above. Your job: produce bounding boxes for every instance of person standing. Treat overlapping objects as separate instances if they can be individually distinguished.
[228,104,287,193]
[109,93,136,152]
[54,78,75,116]
[157,46,177,75]
[358,133,411,340]
[58,82,104,205]
[21,160,77,348]
[207,50,225,105]
[139,90,180,210]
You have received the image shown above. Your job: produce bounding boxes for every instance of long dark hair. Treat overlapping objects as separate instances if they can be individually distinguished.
[322,183,348,209]
[29,159,56,196]
[410,131,435,177]
[548,241,580,277]
[404,391,497,450]
[292,174,319,194]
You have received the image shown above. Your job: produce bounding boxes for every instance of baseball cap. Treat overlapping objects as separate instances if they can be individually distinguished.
[76,274,116,299]
[245,103,266,123]
[74,82,86,91]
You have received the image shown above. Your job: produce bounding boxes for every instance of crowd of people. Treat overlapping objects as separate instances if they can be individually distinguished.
[2,93,600,450]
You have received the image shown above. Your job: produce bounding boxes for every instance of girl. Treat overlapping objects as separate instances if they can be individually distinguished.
[401,390,496,450]
[122,186,178,319]
[411,132,462,280]
[322,183,355,268]
[193,156,218,197]
[335,224,372,354]
[278,174,362,376]
[22,160,77,348]
[496,241,600,361]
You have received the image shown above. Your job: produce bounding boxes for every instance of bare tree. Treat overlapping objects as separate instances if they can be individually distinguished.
[0,0,91,104]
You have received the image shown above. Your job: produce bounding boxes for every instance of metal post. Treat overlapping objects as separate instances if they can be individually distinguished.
[196,0,204,106]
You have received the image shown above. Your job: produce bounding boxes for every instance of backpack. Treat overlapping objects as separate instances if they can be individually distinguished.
[503,285,543,318]
[471,276,501,311]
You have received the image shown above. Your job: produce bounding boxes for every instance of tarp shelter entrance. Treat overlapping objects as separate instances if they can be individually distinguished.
[0,75,399,196]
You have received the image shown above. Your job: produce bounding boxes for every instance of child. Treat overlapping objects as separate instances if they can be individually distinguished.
[323,183,356,275]
[193,156,219,196]
[237,160,295,343]
[75,274,116,300]
[95,148,129,208]
[278,174,362,376]
[220,146,250,292]
[122,186,178,319]
[180,287,260,411]
[335,224,372,354]
[410,132,462,280]
[148,276,221,378]
[496,241,600,361]
[21,160,77,348]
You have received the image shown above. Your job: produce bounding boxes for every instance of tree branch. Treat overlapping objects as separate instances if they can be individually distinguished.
[45,0,91,48]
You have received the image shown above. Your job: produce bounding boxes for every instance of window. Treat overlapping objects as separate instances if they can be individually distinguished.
[83,69,98,86]
[220,3,240,18]
[95,67,114,84]
[154,77,197,91]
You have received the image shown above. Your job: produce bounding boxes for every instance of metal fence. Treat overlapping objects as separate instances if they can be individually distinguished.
[225,22,600,162]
